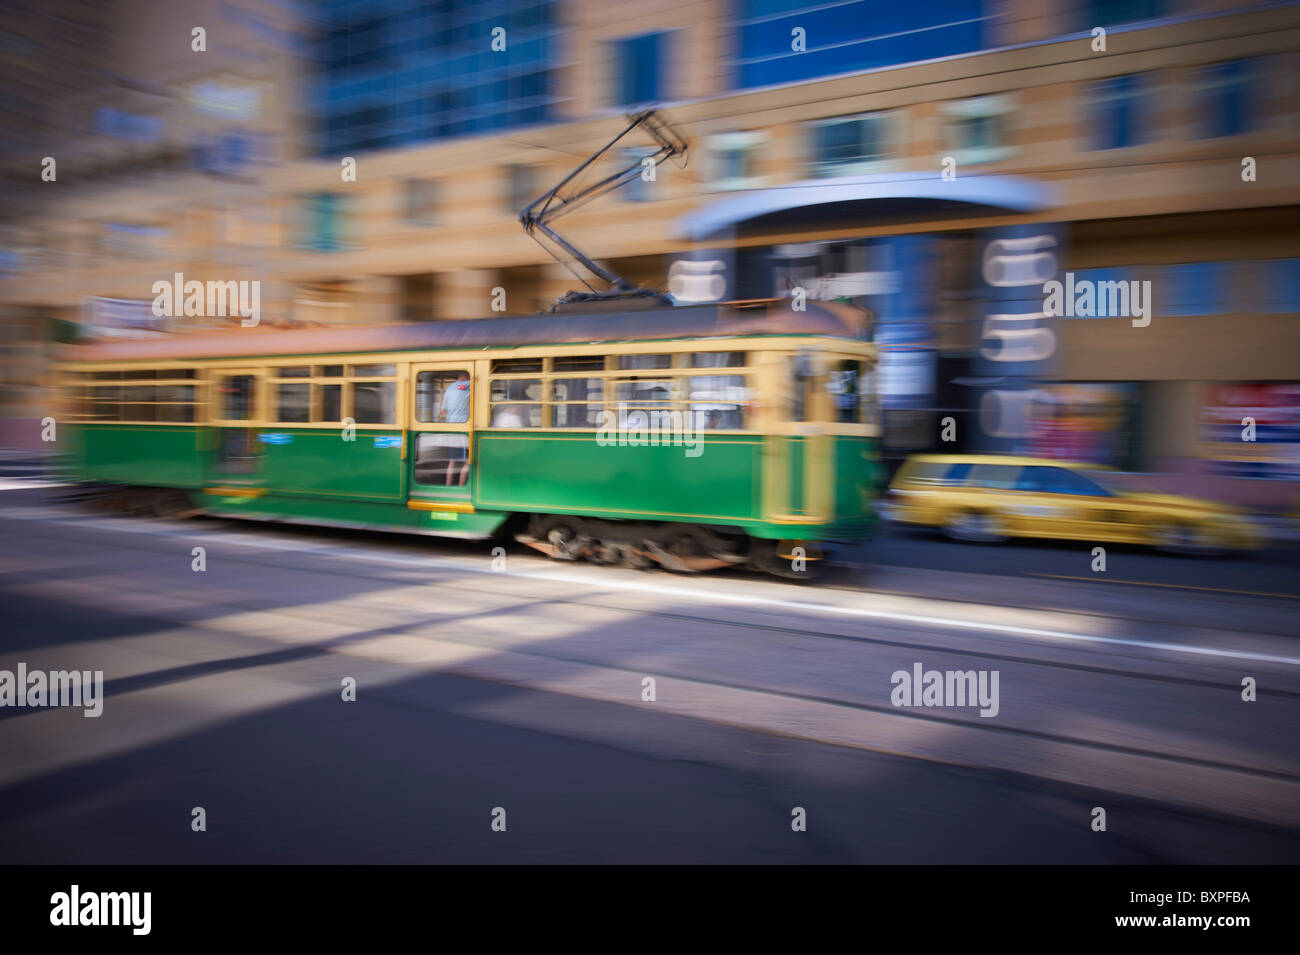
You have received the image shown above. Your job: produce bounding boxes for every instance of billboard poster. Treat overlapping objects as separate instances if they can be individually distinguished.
[1200,383,1300,481]
[1026,383,1138,467]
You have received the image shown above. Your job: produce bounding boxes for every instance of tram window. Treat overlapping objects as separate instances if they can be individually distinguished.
[691,351,746,368]
[157,385,197,423]
[414,433,470,487]
[316,365,344,377]
[416,370,472,423]
[276,383,311,423]
[491,403,543,427]
[789,357,810,422]
[90,387,121,420]
[277,366,311,378]
[620,354,672,370]
[353,381,396,424]
[829,359,872,424]
[88,387,116,419]
[157,403,195,423]
[121,385,156,422]
[686,375,748,429]
[489,377,542,427]
[553,378,605,401]
[554,403,604,427]
[350,363,396,377]
[490,378,541,402]
[220,375,255,421]
[552,377,604,428]
[123,385,153,403]
[316,383,342,422]
[67,372,202,424]
[553,355,605,372]
[614,378,673,407]
[859,365,877,425]
[491,358,543,374]
[157,403,196,423]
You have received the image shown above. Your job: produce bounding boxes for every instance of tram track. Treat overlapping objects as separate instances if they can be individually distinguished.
[5,500,1300,828]
[9,499,1300,684]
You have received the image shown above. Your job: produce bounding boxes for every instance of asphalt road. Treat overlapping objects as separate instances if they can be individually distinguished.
[1,484,1298,863]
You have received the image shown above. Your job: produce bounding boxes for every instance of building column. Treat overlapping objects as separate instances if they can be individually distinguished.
[351,276,403,325]
[438,268,499,320]
[537,263,579,313]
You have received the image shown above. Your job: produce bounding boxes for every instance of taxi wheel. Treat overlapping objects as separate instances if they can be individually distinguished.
[944,510,1004,544]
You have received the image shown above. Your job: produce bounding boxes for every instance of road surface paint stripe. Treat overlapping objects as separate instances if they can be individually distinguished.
[9,505,1299,669]
[1030,572,1300,601]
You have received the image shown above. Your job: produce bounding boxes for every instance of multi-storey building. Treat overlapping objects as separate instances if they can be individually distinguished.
[3,0,1298,502]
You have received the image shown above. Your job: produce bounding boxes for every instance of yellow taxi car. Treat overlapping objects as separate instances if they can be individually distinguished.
[884,455,1262,552]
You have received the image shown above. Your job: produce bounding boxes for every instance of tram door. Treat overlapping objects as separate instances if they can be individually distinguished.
[208,370,264,486]
[763,353,832,523]
[408,362,476,509]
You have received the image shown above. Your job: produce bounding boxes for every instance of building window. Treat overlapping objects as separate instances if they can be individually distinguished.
[708,131,767,190]
[98,222,171,259]
[1088,74,1150,150]
[294,193,352,251]
[1079,0,1163,30]
[1192,60,1257,139]
[404,179,438,225]
[809,113,892,177]
[504,165,535,215]
[942,96,1013,165]
[613,32,666,107]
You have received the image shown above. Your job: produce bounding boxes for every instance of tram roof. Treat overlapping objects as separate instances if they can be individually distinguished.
[57,301,870,364]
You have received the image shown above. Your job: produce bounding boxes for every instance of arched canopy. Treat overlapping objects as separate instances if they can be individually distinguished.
[672,172,1059,242]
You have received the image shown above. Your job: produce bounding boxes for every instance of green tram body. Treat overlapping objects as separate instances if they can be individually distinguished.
[55,302,882,573]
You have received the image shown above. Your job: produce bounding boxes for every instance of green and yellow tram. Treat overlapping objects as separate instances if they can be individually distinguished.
[54,300,881,577]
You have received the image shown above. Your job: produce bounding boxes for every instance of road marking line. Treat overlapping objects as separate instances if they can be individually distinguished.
[8,504,1300,668]
[1030,573,1300,601]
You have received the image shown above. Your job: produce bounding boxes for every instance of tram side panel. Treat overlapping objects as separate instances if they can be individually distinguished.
[473,430,763,528]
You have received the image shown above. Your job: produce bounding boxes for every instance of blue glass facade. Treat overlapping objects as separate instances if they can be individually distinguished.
[734,0,987,89]
[308,0,561,156]
[1075,0,1164,32]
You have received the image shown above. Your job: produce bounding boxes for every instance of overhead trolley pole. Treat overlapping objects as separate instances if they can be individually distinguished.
[519,108,688,311]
